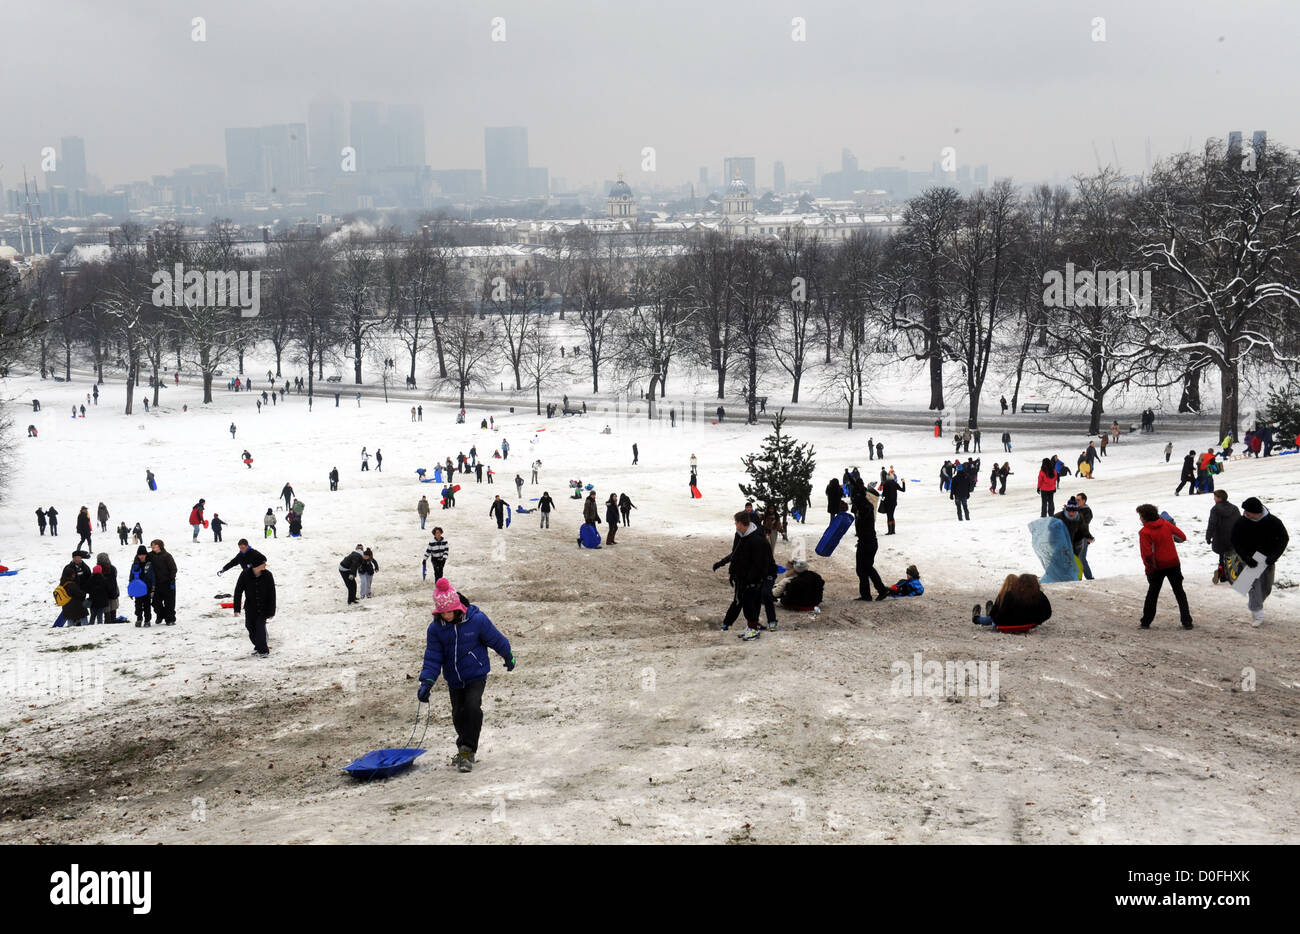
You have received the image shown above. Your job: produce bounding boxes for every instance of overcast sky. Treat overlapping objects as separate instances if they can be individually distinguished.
[2,0,1295,193]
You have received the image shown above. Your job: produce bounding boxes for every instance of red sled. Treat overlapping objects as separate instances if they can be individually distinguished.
[690,484,702,499]
[219,602,234,609]
[203,520,209,529]
[243,458,253,466]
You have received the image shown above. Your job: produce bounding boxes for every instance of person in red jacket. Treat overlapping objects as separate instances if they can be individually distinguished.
[1036,457,1058,517]
[189,499,206,542]
[1136,503,1194,630]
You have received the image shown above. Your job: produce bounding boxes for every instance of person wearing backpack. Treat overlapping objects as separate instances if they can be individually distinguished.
[127,546,155,627]
[54,570,89,628]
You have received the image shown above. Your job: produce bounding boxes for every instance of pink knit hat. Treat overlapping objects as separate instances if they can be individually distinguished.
[433,577,467,615]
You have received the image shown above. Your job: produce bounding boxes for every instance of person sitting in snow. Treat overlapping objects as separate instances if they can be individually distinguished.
[881,564,924,599]
[771,558,825,610]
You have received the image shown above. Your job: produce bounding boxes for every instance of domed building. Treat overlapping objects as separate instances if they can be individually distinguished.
[607,174,635,219]
[722,174,753,218]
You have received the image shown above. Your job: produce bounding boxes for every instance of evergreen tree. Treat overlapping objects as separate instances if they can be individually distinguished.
[1264,381,1300,444]
[739,411,816,532]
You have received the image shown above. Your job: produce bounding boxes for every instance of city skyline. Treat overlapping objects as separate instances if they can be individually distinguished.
[3,0,1294,196]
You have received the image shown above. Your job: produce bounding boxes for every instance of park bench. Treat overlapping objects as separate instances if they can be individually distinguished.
[1021,402,1050,413]
[325,375,342,383]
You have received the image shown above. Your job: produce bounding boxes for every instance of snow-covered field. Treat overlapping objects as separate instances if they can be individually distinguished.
[0,356,1296,844]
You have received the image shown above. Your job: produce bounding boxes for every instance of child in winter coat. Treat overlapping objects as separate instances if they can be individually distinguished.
[358,548,378,598]
[131,522,144,544]
[128,546,155,626]
[417,578,516,773]
[264,509,277,538]
[117,522,130,545]
[424,528,449,580]
[86,565,111,625]
[882,565,924,599]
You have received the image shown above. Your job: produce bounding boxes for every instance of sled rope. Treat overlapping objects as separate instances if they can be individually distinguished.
[399,698,432,750]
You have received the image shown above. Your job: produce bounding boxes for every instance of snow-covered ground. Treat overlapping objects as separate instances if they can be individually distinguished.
[0,355,1296,844]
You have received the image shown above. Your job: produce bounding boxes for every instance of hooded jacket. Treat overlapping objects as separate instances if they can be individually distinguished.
[234,568,276,620]
[583,496,599,525]
[221,547,268,574]
[420,605,513,689]
[729,523,776,587]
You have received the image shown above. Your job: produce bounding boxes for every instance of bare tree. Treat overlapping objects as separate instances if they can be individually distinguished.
[438,307,501,410]
[520,328,571,415]
[769,228,823,403]
[336,231,381,384]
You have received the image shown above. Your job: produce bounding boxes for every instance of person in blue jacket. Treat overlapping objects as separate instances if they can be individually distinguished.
[417,577,516,773]
[880,564,924,599]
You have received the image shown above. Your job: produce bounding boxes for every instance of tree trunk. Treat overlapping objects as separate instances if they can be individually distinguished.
[354,333,363,384]
[201,344,214,404]
[747,345,758,424]
[124,348,137,415]
[238,348,245,375]
[1219,357,1238,441]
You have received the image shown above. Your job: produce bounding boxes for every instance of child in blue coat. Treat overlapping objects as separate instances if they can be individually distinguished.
[417,578,515,772]
[881,564,924,599]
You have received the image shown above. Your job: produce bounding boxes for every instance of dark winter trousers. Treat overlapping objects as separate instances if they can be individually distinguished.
[882,505,896,534]
[723,582,762,628]
[152,585,175,624]
[1003,441,1011,453]
[954,496,970,520]
[856,540,887,599]
[77,533,92,551]
[431,559,446,581]
[213,527,222,542]
[134,594,151,623]
[1141,565,1192,625]
[245,613,269,654]
[38,523,45,536]
[448,679,487,754]
[341,571,358,604]
[1040,491,1055,517]
[620,507,631,526]
[1175,476,1194,495]
[539,512,550,528]
[606,523,617,544]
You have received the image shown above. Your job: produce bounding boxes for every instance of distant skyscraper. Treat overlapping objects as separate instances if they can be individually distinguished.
[973,164,989,187]
[308,95,346,180]
[350,101,392,174]
[60,136,87,190]
[1252,130,1267,150]
[1227,130,1243,163]
[224,127,263,193]
[699,167,709,191]
[389,104,426,167]
[842,148,858,174]
[723,156,756,193]
[484,127,529,198]
[773,161,786,193]
[526,167,549,198]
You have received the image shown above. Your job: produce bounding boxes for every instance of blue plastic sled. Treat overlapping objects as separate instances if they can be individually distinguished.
[791,510,802,521]
[1029,517,1080,584]
[815,511,854,557]
[0,569,18,577]
[126,574,148,598]
[148,479,157,491]
[579,524,602,548]
[1160,510,1175,525]
[505,508,511,528]
[343,747,426,780]
[777,565,786,574]
[434,467,443,483]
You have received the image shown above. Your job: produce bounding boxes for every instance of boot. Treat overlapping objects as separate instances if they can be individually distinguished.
[886,520,896,535]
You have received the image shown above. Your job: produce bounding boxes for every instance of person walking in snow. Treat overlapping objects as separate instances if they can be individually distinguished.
[96,502,110,532]
[488,495,507,529]
[233,557,275,657]
[850,478,889,601]
[375,449,383,471]
[241,449,253,468]
[149,539,178,626]
[131,522,143,544]
[1164,441,1174,463]
[281,483,295,511]
[210,513,226,542]
[75,506,93,551]
[329,467,339,491]
[417,578,516,773]
[1136,504,1193,630]
[531,460,540,484]
[950,465,973,521]
[424,527,449,580]
[418,495,431,529]
[1174,450,1197,496]
[538,491,554,528]
[36,507,47,536]
[1230,497,1289,625]
[47,505,59,536]
[632,443,639,465]
[619,493,636,527]
[361,448,370,471]
[263,509,277,539]
[1037,458,1058,517]
[117,521,130,545]
[514,474,524,498]
[1206,490,1240,584]
[713,510,777,640]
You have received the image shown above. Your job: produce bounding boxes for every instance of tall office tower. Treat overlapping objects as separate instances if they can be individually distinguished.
[842,148,858,174]
[1227,130,1243,163]
[389,104,426,167]
[773,160,786,193]
[1252,130,1267,152]
[699,166,709,191]
[350,101,393,173]
[526,167,549,198]
[225,127,263,192]
[60,136,87,189]
[722,156,756,192]
[484,126,529,197]
[308,94,346,180]
[262,123,309,191]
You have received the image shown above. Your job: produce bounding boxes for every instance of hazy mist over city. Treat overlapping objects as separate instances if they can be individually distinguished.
[3,0,1296,190]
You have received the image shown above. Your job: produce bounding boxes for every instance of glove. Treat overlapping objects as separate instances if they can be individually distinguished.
[1265,557,1276,567]
[1243,557,1259,568]
[218,569,224,576]
[712,560,724,571]
[417,679,434,702]
[506,654,516,672]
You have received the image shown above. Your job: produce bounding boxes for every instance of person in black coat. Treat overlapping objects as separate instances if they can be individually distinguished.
[825,477,843,517]
[851,480,889,601]
[1205,491,1240,582]
[604,494,621,545]
[233,559,276,656]
[148,540,178,624]
[281,483,295,511]
[128,547,155,626]
[950,467,973,521]
[57,573,89,627]
[618,493,636,527]
[1230,497,1290,623]
[1174,451,1197,496]
[47,506,58,535]
[329,467,339,491]
[488,496,507,529]
[538,492,554,528]
[36,507,47,536]
[714,511,777,637]
[338,546,365,604]
[880,475,904,535]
